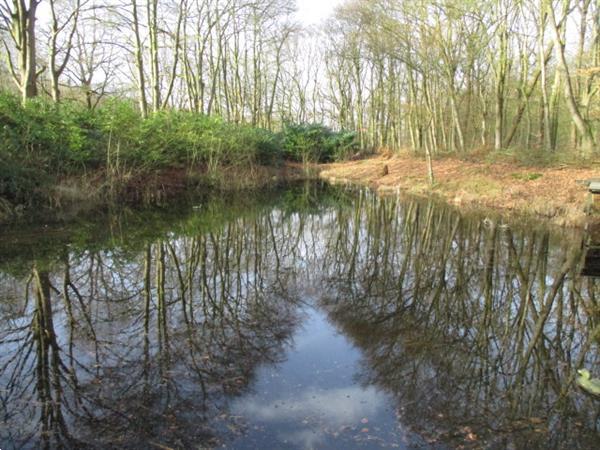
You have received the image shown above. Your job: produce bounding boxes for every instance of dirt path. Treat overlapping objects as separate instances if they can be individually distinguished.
[319,154,599,227]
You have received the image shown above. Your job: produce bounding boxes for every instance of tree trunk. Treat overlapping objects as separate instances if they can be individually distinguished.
[548,2,595,154]
[7,0,41,102]
[147,0,161,112]
[494,10,509,151]
[131,0,148,118]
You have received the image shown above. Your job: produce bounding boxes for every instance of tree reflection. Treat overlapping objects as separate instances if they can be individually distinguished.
[322,194,600,448]
[0,204,310,448]
[0,185,598,449]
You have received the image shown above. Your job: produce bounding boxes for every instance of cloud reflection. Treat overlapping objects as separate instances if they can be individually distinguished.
[235,385,388,447]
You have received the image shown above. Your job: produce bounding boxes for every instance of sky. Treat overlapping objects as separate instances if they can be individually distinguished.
[294,0,344,25]
[35,1,345,27]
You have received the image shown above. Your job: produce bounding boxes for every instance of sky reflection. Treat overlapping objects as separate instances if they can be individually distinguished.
[230,306,414,449]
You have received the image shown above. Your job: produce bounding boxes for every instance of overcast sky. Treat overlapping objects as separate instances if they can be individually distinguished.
[36,1,345,27]
[295,0,344,25]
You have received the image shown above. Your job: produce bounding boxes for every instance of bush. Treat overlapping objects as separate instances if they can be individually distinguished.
[279,123,358,163]
[0,91,359,205]
[94,98,142,165]
[0,94,93,202]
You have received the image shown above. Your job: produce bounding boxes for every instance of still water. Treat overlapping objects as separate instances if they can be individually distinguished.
[0,182,598,449]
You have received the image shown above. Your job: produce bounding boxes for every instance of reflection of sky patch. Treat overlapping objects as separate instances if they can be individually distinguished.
[236,385,385,426]
[252,305,363,393]
[230,305,400,449]
[277,429,325,449]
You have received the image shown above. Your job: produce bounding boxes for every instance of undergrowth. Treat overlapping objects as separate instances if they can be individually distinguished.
[0,92,357,209]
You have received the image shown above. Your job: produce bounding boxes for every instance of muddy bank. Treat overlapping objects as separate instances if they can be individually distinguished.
[0,163,310,225]
[319,153,599,227]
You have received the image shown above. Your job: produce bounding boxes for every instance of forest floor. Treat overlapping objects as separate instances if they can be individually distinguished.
[319,152,600,228]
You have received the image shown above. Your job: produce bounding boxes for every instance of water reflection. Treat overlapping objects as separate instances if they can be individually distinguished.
[0,183,598,449]
[582,246,600,278]
[0,186,327,449]
[321,191,600,448]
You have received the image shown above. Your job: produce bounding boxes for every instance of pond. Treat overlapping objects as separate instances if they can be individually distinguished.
[0,182,598,449]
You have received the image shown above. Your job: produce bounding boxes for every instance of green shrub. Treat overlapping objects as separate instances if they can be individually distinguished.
[279,123,358,163]
[0,91,359,206]
[0,154,48,204]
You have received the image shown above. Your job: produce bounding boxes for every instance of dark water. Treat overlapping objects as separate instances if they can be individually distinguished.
[0,182,598,449]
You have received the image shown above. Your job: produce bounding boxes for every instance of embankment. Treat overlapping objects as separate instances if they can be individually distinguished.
[319,153,599,228]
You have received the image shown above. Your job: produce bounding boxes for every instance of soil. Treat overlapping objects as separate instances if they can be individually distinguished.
[318,153,600,228]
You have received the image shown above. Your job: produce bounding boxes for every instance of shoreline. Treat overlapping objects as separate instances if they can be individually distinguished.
[3,153,599,230]
[318,153,600,228]
[0,163,312,225]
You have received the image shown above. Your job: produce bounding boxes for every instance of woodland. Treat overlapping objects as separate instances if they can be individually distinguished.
[1,0,599,211]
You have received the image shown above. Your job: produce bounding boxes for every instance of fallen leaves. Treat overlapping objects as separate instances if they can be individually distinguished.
[320,153,599,227]
[460,426,478,442]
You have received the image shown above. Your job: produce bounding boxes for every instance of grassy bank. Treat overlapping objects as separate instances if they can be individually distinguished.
[0,93,357,222]
[319,152,600,227]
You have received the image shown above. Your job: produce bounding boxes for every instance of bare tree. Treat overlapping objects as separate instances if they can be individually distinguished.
[47,0,84,102]
[0,0,42,102]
